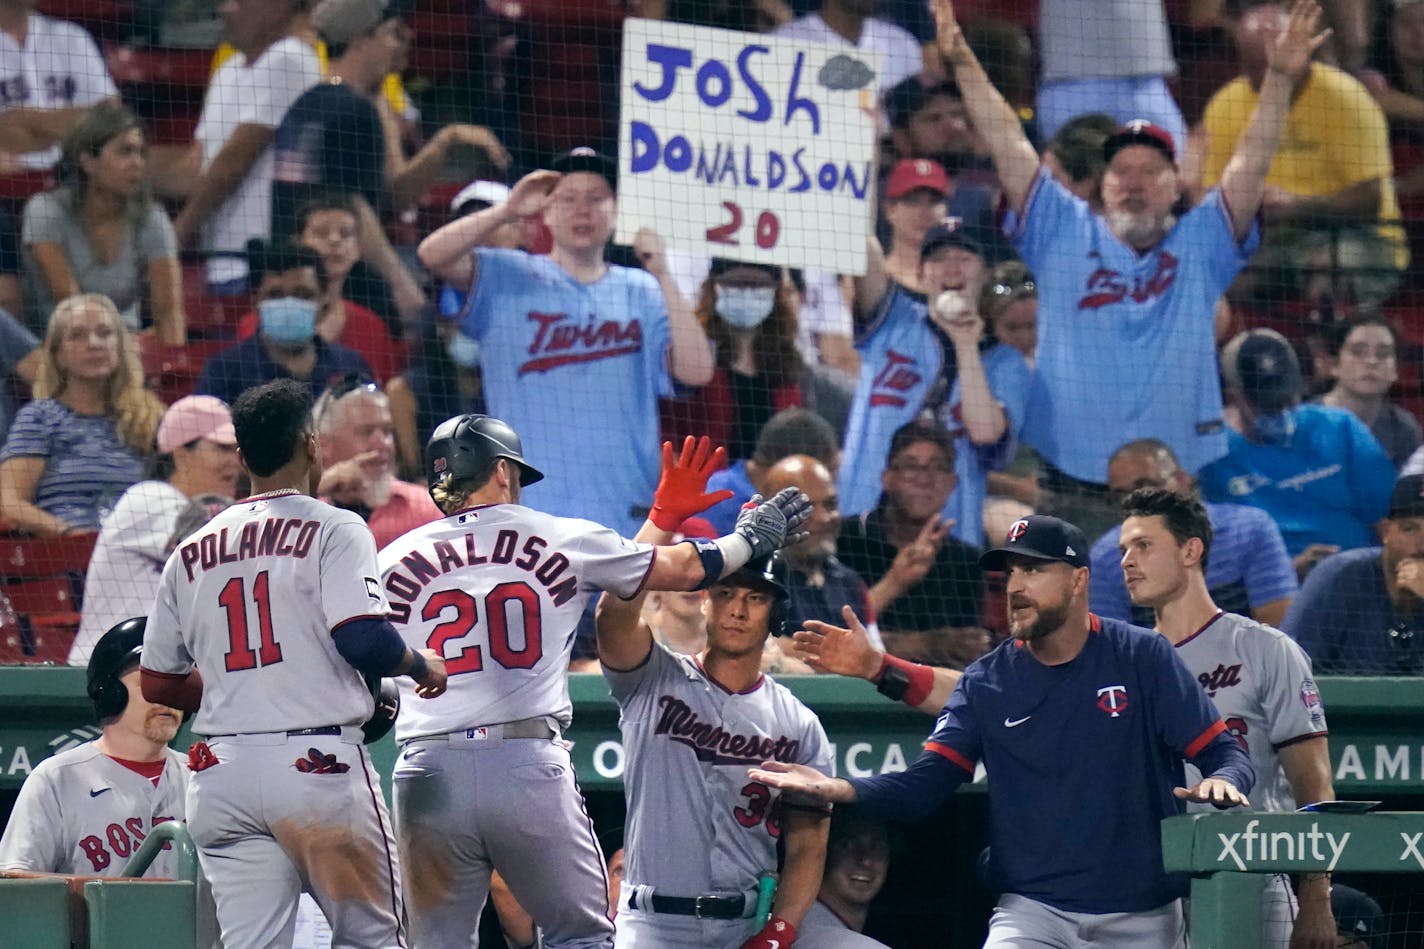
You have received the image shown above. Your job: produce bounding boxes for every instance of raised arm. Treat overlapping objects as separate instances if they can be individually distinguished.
[1217,0,1332,240]
[417,169,560,287]
[790,606,960,714]
[597,436,734,669]
[633,228,714,385]
[933,0,1040,214]
[852,234,890,325]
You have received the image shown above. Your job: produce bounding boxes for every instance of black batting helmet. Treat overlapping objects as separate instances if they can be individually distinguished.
[362,677,400,744]
[718,554,791,637]
[426,414,544,493]
[87,617,146,721]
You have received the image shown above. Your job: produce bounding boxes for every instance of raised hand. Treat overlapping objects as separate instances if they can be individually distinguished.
[734,488,813,559]
[632,228,670,279]
[933,0,968,64]
[1266,0,1331,83]
[790,605,883,680]
[507,170,563,219]
[435,124,512,170]
[887,515,950,589]
[649,436,735,531]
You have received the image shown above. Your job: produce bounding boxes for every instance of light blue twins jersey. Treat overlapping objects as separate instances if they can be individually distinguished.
[458,248,672,536]
[1005,168,1259,483]
[839,284,1031,547]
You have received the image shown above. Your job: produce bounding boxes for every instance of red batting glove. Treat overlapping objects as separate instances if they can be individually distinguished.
[649,435,735,531]
[740,916,796,949]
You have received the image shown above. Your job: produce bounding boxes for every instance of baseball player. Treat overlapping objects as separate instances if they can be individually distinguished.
[1117,488,1335,948]
[378,422,810,949]
[140,378,449,949]
[798,810,892,948]
[0,618,186,877]
[753,515,1256,948]
[593,435,833,949]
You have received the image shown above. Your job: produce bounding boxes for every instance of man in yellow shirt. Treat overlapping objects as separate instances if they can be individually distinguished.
[1198,1,1407,275]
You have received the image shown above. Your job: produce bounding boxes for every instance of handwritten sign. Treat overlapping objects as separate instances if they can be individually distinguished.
[616,19,879,275]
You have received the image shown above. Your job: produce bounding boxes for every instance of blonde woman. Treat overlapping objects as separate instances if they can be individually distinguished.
[0,295,163,535]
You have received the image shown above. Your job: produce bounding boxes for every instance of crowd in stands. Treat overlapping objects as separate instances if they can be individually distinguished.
[0,0,1416,682]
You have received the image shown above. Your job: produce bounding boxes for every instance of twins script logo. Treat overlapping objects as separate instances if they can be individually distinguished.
[519,311,644,375]
[868,349,922,408]
[1078,250,1179,310]
[1198,663,1243,698]
[1096,685,1129,718]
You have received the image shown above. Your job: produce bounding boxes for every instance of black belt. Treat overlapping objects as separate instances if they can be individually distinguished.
[288,726,343,737]
[631,891,746,919]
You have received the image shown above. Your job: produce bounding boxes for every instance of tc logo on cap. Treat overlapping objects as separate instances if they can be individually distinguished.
[1007,519,1029,542]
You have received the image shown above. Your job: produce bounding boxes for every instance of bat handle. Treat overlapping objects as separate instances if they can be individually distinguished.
[754,872,778,928]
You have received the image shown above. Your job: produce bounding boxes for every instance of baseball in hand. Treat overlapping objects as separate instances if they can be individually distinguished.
[934,290,969,321]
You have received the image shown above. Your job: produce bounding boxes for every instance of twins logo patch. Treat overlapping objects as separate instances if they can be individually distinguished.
[1007,519,1030,542]
[1300,679,1325,727]
[1096,685,1129,718]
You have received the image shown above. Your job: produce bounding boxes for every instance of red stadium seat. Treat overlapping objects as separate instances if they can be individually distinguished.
[0,533,95,664]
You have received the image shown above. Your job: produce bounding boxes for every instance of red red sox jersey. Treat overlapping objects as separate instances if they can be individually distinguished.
[0,743,186,875]
[1177,611,1328,814]
[142,491,391,735]
[377,503,655,739]
[606,644,833,896]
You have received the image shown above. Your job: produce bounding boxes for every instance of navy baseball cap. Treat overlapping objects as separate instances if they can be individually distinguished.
[1331,883,1383,949]
[980,515,1090,571]
[921,216,984,262]
[1221,329,1303,413]
[550,146,616,192]
[1103,119,1177,165]
[1389,474,1424,520]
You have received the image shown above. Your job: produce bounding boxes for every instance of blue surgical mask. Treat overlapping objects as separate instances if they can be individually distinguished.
[258,297,318,345]
[1252,409,1296,446]
[714,285,776,329]
[446,331,482,369]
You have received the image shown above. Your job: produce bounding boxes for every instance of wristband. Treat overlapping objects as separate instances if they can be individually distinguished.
[406,650,429,681]
[876,655,935,708]
[687,539,726,590]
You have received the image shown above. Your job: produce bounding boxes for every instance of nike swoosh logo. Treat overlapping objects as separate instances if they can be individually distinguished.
[89,787,110,798]
[766,942,780,949]
[1004,716,1031,728]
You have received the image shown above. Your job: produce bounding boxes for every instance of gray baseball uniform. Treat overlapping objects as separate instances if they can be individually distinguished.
[142,490,405,949]
[1176,610,1329,944]
[606,643,833,949]
[0,742,186,875]
[797,902,889,947]
[379,503,656,949]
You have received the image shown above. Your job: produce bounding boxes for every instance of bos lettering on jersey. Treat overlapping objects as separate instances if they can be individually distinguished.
[178,518,318,581]
[78,814,176,872]
[1078,250,1179,310]
[520,311,644,375]
[654,695,802,765]
[383,528,578,622]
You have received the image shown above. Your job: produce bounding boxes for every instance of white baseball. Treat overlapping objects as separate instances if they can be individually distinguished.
[934,290,968,321]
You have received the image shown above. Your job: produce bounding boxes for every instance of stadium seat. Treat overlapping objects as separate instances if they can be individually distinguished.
[0,533,97,663]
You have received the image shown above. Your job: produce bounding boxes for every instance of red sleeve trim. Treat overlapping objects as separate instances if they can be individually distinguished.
[1185,719,1228,759]
[1272,731,1329,751]
[925,741,976,775]
[625,546,659,600]
[330,613,390,634]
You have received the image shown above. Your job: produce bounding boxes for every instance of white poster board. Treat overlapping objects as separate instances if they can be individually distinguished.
[616,19,879,275]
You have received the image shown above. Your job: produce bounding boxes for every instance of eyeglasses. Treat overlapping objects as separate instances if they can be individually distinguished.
[314,371,380,425]
[889,460,954,478]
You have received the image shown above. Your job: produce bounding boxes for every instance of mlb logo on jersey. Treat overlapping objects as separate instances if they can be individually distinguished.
[1096,684,1129,717]
[465,727,490,741]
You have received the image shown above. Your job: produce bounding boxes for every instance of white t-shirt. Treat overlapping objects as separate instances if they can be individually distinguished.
[0,14,117,170]
[142,491,390,736]
[773,13,922,99]
[193,36,320,284]
[71,480,191,665]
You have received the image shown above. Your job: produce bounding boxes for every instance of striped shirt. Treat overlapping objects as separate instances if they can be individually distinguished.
[0,399,143,530]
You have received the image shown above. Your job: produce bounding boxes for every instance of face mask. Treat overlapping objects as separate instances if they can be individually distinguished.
[258,297,318,345]
[1252,409,1296,446]
[446,331,482,369]
[714,285,776,329]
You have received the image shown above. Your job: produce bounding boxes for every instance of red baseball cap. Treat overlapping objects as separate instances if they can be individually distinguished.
[1103,119,1176,165]
[885,159,950,200]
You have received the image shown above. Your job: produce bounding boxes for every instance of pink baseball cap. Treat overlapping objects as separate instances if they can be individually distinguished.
[157,396,237,454]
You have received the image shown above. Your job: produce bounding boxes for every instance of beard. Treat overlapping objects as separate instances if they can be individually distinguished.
[1010,597,1071,642]
[1105,209,1174,248]
[142,709,181,744]
[363,470,394,508]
